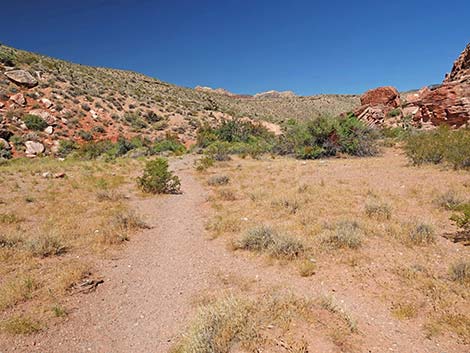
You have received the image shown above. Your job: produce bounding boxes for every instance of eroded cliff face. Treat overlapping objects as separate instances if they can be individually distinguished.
[355,43,470,129]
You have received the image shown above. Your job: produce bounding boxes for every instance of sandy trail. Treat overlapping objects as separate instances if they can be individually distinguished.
[4,156,463,353]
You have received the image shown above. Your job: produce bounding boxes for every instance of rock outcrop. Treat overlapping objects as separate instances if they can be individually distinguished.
[4,69,38,88]
[355,42,470,129]
[444,43,470,83]
[254,90,296,99]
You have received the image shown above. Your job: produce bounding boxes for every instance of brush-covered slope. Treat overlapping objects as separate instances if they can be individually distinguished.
[0,45,359,157]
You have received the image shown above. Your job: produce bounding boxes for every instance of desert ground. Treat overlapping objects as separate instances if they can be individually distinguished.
[0,147,468,353]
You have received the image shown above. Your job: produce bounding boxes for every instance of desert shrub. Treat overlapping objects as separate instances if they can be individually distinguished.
[194,156,214,172]
[407,222,435,245]
[298,259,316,277]
[434,190,464,210]
[365,200,392,220]
[207,175,229,186]
[78,130,93,141]
[110,211,149,231]
[24,235,66,257]
[449,261,470,283]
[22,114,47,131]
[137,158,181,194]
[0,147,11,159]
[171,293,312,353]
[404,127,470,169]
[388,108,401,117]
[276,114,378,159]
[151,137,186,155]
[77,140,114,159]
[206,141,231,161]
[450,203,470,231]
[1,315,41,334]
[57,139,78,157]
[235,225,304,259]
[320,220,362,249]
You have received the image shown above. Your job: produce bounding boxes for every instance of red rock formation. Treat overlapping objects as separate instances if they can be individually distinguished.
[360,86,400,108]
[444,43,470,83]
[355,43,470,129]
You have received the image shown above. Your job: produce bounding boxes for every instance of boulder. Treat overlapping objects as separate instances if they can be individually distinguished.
[25,141,45,155]
[9,92,26,106]
[39,98,53,108]
[4,70,38,88]
[44,126,53,135]
[0,138,10,150]
[360,86,400,108]
[0,102,4,109]
[29,109,56,125]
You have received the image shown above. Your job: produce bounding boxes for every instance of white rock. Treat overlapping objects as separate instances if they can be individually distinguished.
[25,141,45,155]
[44,126,53,135]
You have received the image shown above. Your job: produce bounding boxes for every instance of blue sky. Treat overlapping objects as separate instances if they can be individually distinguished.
[1,0,469,95]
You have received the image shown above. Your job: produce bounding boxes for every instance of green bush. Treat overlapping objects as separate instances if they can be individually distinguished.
[151,137,186,155]
[22,114,48,131]
[137,158,181,194]
[450,203,470,231]
[57,139,78,157]
[276,114,378,159]
[404,127,470,169]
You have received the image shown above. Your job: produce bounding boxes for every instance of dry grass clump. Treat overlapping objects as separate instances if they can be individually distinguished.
[234,225,305,259]
[318,296,358,333]
[172,292,351,353]
[449,261,470,283]
[364,200,391,220]
[1,315,41,335]
[320,220,363,250]
[407,222,435,246]
[434,190,464,210]
[392,302,419,320]
[207,175,230,186]
[298,259,317,277]
[24,234,66,257]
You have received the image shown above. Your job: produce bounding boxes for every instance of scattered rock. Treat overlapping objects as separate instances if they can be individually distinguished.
[4,69,38,88]
[9,92,26,106]
[25,141,45,155]
[0,138,10,150]
[54,172,66,179]
[29,109,56,125]
[39,98,53,108]
[0,102,4,109]
[44,126,53,135]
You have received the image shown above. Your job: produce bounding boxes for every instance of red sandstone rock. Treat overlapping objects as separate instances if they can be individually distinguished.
[444,43,470,83]
[360,86,400,109]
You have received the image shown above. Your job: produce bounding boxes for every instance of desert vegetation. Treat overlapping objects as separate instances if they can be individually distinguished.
[198,144,470,349]
[0,156,148,334]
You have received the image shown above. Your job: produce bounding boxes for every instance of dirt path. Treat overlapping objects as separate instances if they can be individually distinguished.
[5,155,465,353]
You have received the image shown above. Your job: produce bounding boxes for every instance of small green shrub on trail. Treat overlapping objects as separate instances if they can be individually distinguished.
[137,158,181,194]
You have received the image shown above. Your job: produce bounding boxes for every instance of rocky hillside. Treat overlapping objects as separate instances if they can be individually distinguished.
[0,45,359,158]
[355,42,470,129]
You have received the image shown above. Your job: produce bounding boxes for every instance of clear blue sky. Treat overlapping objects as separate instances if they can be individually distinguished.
[1,0,469,95]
